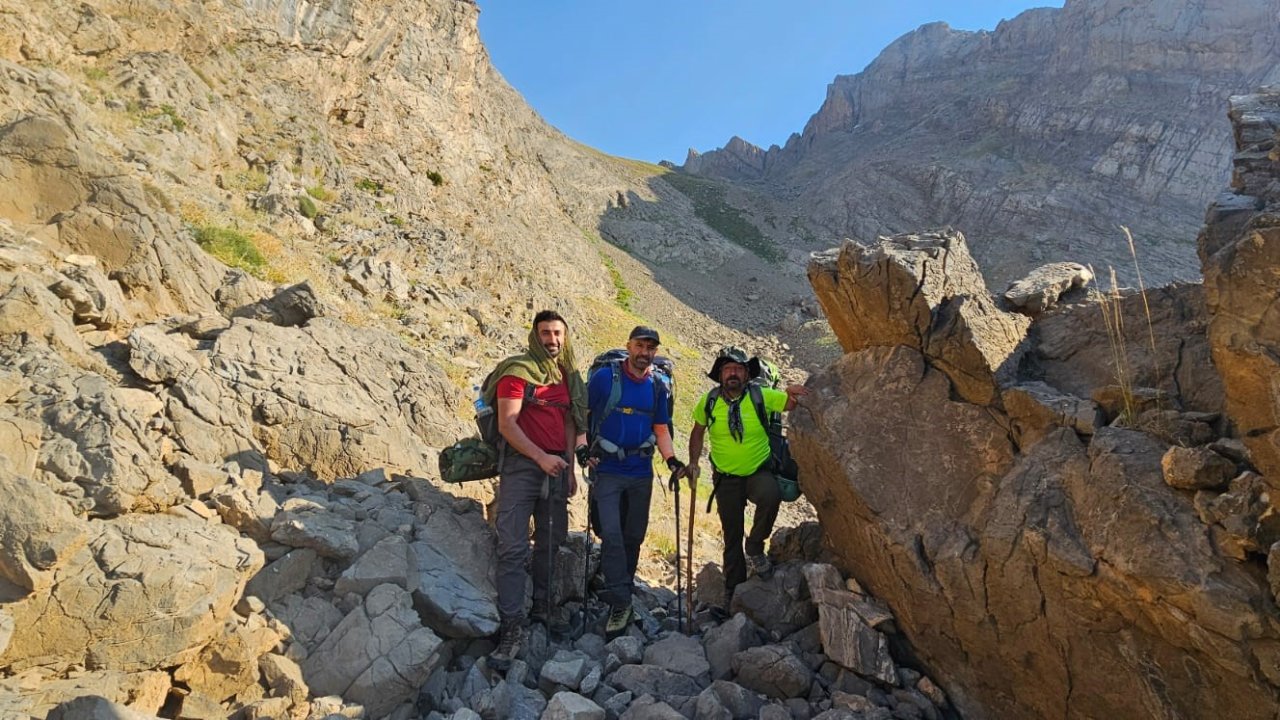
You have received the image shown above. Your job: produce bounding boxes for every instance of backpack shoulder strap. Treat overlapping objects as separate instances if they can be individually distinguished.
[747,384,768,428]
[590,360,624,438]
[703,387,721,426]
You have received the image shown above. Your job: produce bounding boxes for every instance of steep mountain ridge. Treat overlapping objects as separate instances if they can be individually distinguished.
[0,0,766,368]
[683,0,1280,286]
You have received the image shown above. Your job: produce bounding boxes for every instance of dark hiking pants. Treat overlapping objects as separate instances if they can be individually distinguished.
[495,453,568,622]
[592,471,653,608]
[716,466,780,599]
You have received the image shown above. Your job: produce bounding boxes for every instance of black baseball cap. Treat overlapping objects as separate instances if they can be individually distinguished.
[629,326,661,344]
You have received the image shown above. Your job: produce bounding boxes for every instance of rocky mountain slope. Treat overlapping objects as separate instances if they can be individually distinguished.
[0,0,823,716]
[792,88,1280,719]
[682,0,1280,287]
[4,0,1279,718]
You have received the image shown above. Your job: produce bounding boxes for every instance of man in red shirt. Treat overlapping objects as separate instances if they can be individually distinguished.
[489,310,587,672]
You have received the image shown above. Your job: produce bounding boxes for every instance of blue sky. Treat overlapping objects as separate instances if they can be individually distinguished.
[478,1,1063,164]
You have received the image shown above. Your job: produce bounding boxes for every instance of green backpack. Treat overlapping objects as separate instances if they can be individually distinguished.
[438,360,538,484]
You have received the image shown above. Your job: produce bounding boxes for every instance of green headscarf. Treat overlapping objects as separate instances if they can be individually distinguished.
[484,325,588,434]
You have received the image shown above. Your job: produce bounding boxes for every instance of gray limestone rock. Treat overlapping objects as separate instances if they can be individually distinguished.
[703,612,765,681]
[0,514,262,673]
[803,564,898,684]
[608,665,702,701]
[301,584,444,718]
[605,636,645,666]
[730,562,818,638]
[335,533,418,596]
[0,470,86,592]
[270,502,359,560]
[244,548,316,604]
[544,691,606,720]
[540,651,590,694]
[643,634,710,681]
[731,644,814,699]
[229,281,325,327]
[698,680,766,720]
[1003,262,1093,314]
[618,694,686,720]
[128,324,207,384]
[410,500,499,638]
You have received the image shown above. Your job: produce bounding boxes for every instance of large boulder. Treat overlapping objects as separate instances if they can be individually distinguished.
[794,350,1280,718]
[154,317,465,481]
[796,178,1280,717]
[1199,87,1280,483]
[807,229,1029,406]
[0,514,262,673]
[409,484,500,638]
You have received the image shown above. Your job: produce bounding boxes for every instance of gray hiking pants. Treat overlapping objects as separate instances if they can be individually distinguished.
[495,453,568,623]
[715,466,780,598]
[592,471,653,609]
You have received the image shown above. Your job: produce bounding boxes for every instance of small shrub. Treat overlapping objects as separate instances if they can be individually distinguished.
[297,195,318,219]
[192,224,267,276]
[306,184,334,202]
[229,169,269,192]
[148,104,187,132]
[356,177,391,194]
[83,66,109,82]
[426,170,445,187]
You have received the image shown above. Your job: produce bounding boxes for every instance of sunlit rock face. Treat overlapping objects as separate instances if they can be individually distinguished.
[794,97,1280,714]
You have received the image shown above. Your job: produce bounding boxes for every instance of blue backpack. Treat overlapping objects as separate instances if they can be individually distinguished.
[587,349,675,460]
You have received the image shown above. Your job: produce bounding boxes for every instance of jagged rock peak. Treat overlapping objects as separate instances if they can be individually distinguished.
[682,0,1280,287]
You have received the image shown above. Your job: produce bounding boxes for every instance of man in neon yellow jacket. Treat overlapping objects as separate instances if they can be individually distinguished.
[685,346,808,601]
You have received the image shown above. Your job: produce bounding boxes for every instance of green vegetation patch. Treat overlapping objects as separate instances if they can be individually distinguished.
[662,173,783,262]
[297,195,318,219]
[192,224,267,276]
[426,170,445,187]
[356,177,391,194]
[599,252,633,311]
[148,104,187,132]
[306,184,335,202]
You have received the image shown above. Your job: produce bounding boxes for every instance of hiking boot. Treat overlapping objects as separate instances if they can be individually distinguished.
[488,618,525,673]
[747,554,773,579]
[605,603,633,640]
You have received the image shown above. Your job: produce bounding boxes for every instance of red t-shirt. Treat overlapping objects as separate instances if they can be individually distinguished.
[496,374,571,453]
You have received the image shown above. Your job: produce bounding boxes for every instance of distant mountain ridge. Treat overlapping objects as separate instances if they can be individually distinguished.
[681,0,1280,286]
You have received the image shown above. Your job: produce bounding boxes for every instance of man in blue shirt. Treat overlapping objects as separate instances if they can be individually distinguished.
[586,326,687,638]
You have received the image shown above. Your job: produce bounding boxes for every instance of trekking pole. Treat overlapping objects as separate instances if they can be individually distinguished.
[686,471,696,629]
[578,467,595,639]
[545,471,557,635]
[671,469,683,633]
